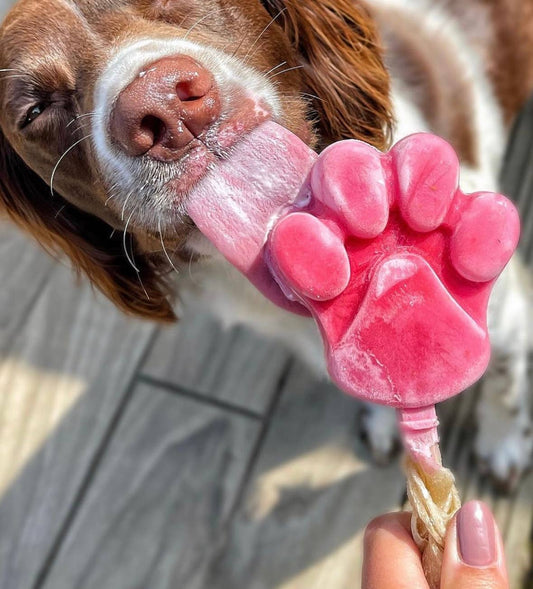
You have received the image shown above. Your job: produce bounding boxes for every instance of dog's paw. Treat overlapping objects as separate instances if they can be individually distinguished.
[475,416,533,493]
[268,134,520,408]
[359,404,400,465]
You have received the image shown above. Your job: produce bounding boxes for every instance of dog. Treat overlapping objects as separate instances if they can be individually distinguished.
[0,0,531,489]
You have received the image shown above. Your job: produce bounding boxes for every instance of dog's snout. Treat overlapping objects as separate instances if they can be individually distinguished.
[110,55,221,161]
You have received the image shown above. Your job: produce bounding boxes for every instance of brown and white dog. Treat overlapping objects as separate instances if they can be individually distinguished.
[0,0,531,488]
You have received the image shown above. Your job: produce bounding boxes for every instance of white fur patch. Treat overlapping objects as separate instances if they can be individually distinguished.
[371,0,506,189]
[92,37,283,233]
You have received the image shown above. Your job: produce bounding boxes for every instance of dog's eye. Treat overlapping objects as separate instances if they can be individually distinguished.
[21,102,49,128]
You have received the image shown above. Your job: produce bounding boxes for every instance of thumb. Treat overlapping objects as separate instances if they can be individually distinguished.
[441,501,508,589]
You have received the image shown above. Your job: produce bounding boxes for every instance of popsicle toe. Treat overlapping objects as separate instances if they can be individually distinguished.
[268,212,350,301]
[394,133,459,232]
[267,133,520,408]
[450,192,520,282]
[310,141,390,238]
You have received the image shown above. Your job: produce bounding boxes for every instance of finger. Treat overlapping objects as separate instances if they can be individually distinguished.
[441,501,508,589]
[362,512,429,589]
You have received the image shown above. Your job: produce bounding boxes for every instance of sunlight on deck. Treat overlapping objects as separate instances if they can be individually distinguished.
[253,444,367,519]
[279,532,363,589]
[0,358,85,496]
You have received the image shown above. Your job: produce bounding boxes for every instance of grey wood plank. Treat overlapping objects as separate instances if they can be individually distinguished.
[40,382,260,589]
[522,206,533,265]
[0,222,55,344]
[142,311,290,415]
[205,361,406,589]
[500,93,533,266]
[502,472,533,589]
[501,95,533,204]
[513,151,533,218]
[0,265,155,589]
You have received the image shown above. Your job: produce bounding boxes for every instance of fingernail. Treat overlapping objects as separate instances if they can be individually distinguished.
[457,501,498,567]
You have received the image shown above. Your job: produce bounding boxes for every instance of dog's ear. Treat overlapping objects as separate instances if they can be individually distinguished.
[0,131,176,322]
[264,0,393,151]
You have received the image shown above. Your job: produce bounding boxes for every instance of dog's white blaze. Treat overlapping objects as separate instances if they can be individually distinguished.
[92,37,283,228]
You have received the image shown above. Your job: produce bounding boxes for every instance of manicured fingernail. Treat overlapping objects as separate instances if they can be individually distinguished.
[457,501,498,567]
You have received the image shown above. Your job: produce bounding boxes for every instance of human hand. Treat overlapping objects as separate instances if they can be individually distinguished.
[362,501,508,588]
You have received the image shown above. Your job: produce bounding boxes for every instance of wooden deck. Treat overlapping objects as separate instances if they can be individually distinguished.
[0,10,532,588]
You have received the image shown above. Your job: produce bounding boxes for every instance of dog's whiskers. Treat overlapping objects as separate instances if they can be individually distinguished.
[182,2,228,38]
[0,68,26,81]
[267,64,305,80]
[54,205,66,219]
[122,208,140,273]
[120,203,150,301]
[66,112,98,129]
[69,120,97,136]
[137,273,150,301]
[121,188,136,221]
[178,8,195,29]
[243,7,287,64]
[245,36,278,65]
[105,182,120,207]
[129,229,151,301]
[187,249,199,285]
[300,92,324,103]
[0,74,31,81]
[158,217,181,278]
[264,61,287,77]
[50,134,92,196]
[229,31,252,59]
[183,12,214,40]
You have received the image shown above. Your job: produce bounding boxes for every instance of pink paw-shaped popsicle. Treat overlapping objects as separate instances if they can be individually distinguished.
[267,134,520,408]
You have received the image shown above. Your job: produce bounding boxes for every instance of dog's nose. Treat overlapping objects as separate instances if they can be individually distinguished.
[110,55,221,161]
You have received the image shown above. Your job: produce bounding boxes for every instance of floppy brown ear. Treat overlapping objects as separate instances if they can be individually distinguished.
[0,131,176,323]
[264,0,394,150]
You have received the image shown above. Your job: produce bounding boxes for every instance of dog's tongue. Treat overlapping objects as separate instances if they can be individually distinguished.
[187,121,317,313]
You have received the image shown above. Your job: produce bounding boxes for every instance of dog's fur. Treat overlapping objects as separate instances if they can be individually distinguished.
[0,0,531,487]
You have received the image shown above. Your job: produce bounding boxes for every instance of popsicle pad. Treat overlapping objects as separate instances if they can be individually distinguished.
[266,134,520,408]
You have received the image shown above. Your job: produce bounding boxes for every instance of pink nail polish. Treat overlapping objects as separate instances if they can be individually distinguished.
[457,501,498,567]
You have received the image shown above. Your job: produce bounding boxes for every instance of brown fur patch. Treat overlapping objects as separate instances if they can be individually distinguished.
[371,5,478,166]
[265,0,394,151]
[426,0,533,126]
[480,0,533,124]
[0,131,177,322]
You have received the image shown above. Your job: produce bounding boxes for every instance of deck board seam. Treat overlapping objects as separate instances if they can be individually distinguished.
[225,357,294,521]
[30,326,159,589]
[138,373,267,421]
